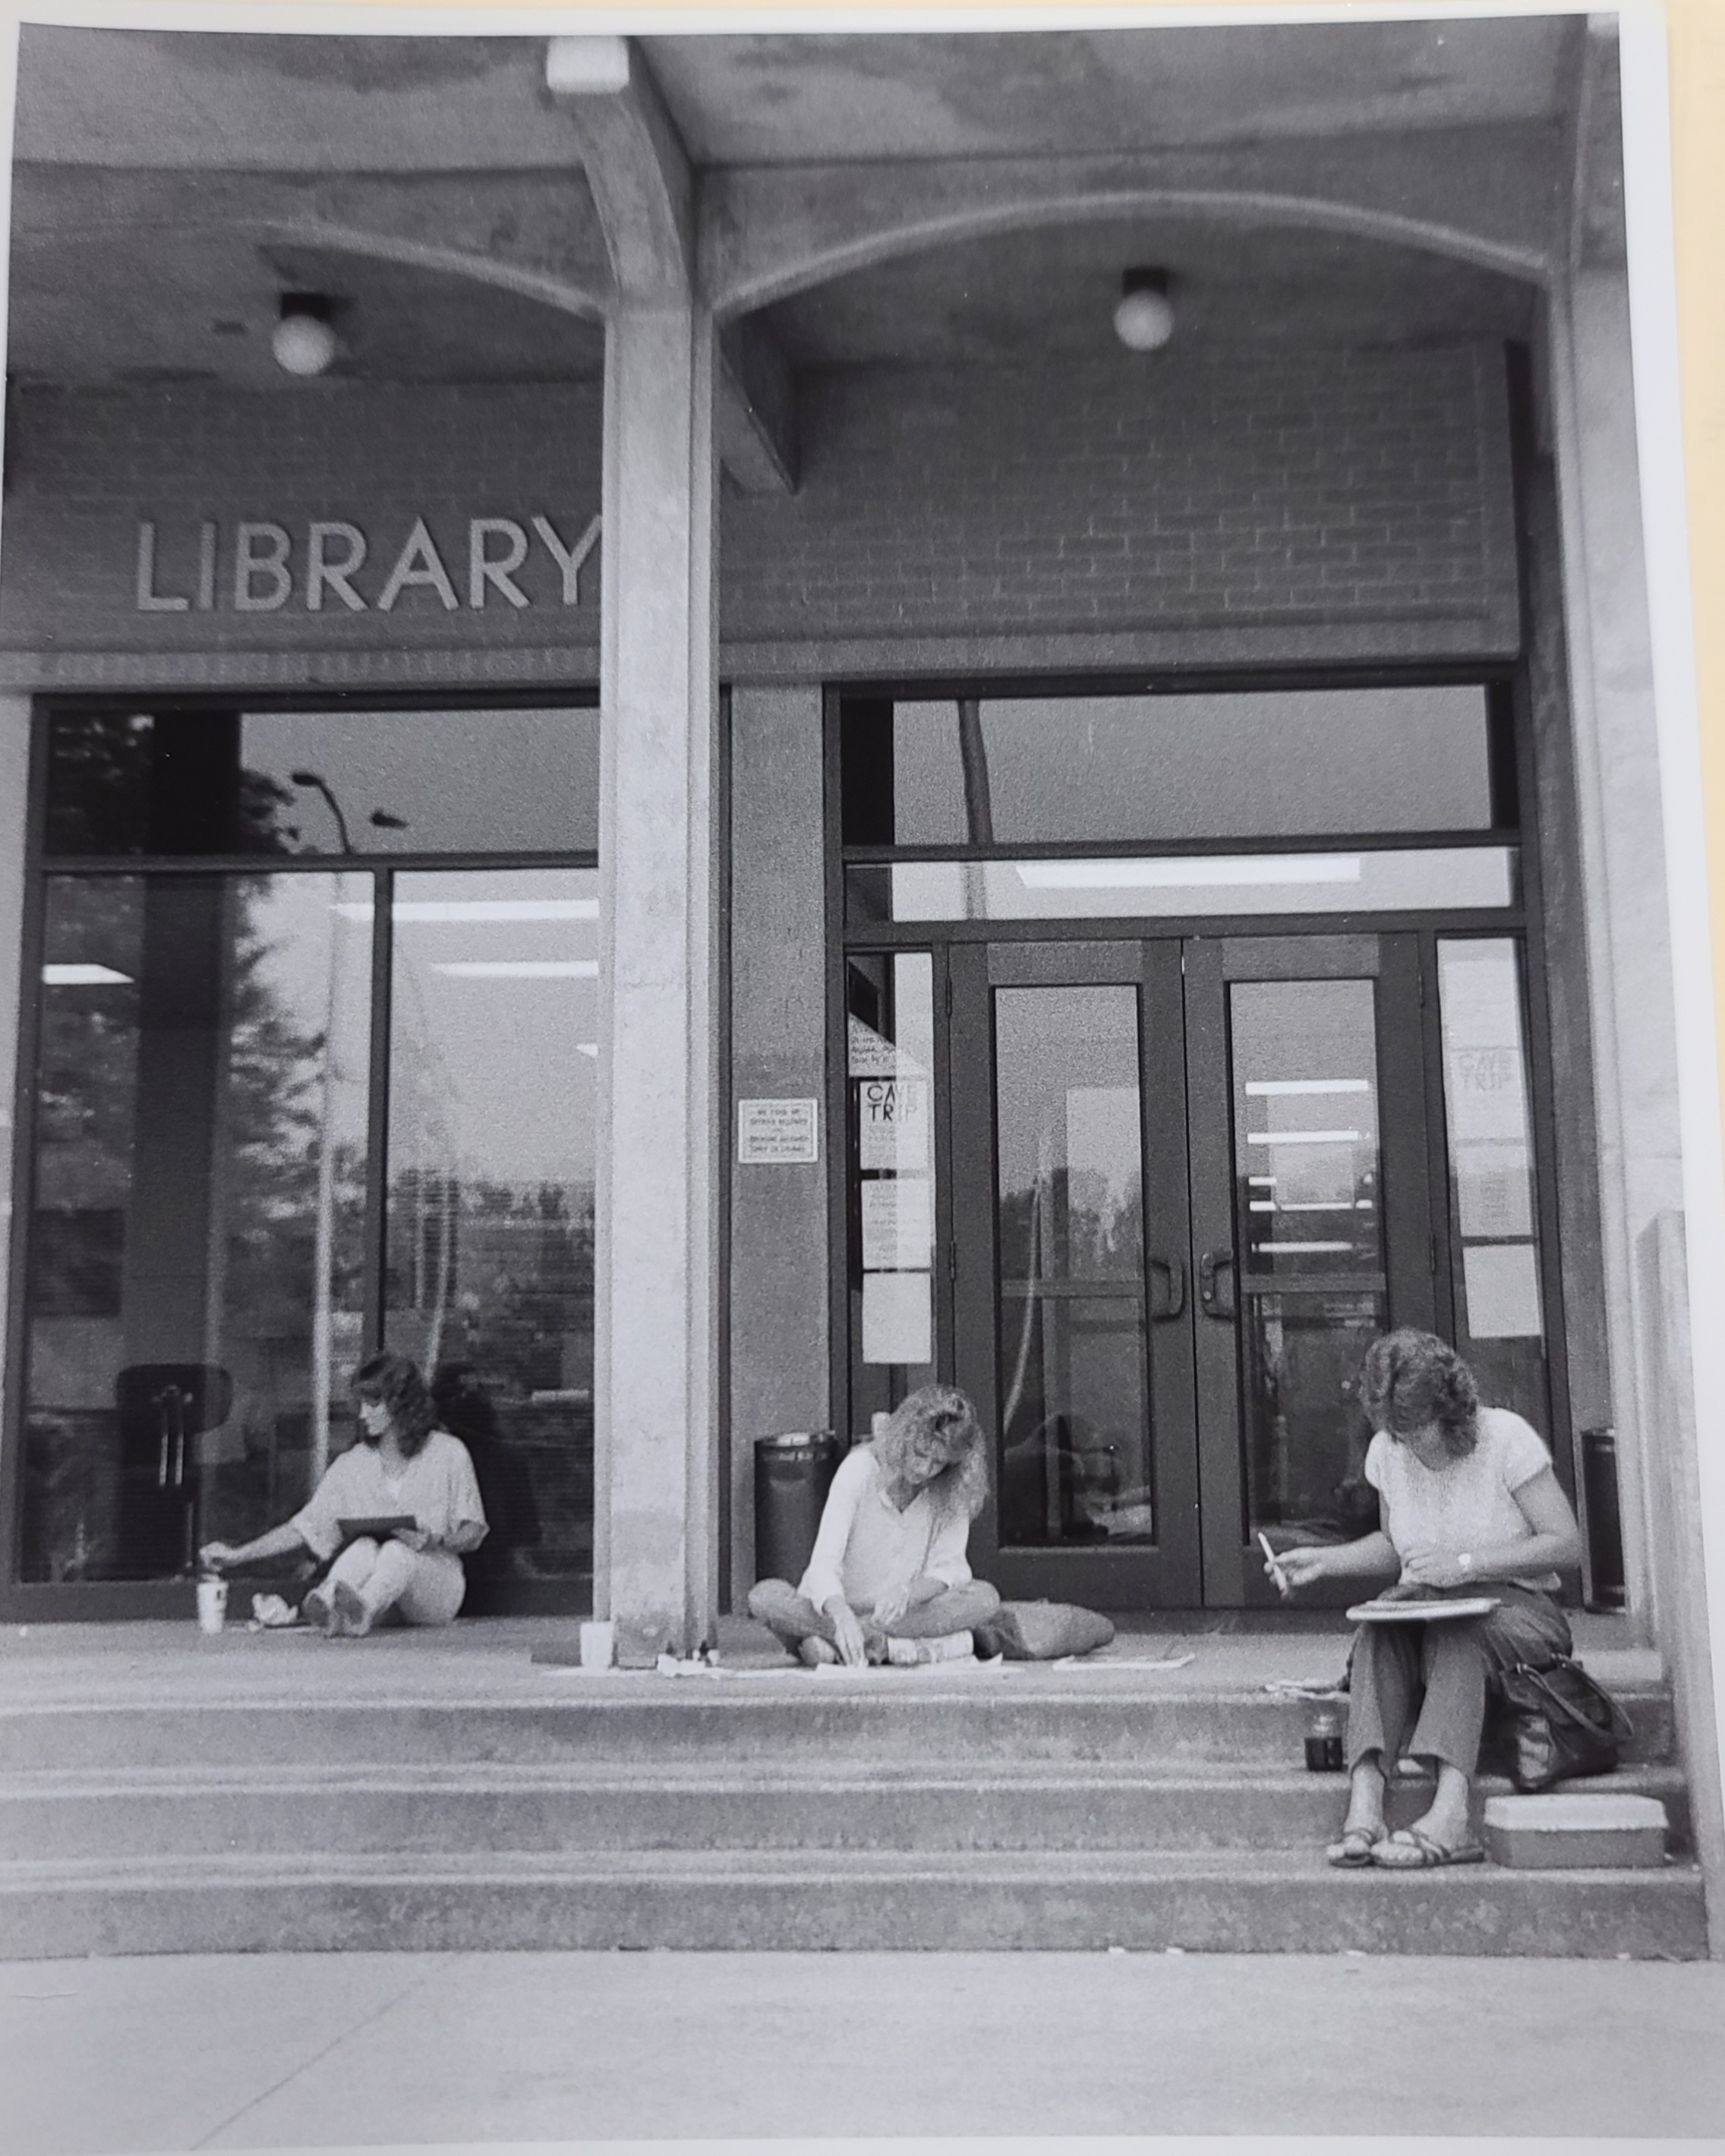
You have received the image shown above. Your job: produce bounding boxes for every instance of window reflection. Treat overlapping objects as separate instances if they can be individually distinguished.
[383,868,599,1597]
[20,873,371,1581]
[849,849,1518,922]
[45,705,598,857]
[993,985,1155,1547]
[847,686,1501,849]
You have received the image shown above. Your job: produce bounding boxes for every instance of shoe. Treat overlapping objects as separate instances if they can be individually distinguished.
[300,1590,335,1634]
[1325,1824,1387,1869]
[885,1631,974,1667]
[797,1635,840,1667]
[330,1581,374,1639]
[1370,1827,1486,1870]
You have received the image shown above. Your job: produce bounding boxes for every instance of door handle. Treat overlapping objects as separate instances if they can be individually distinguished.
[1147,1256,1186,1319]
[1198,1250,1237,1319]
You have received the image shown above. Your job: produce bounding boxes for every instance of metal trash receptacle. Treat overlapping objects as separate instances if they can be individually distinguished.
[754,1431,840,1587]
[1581,1426,1627,1611]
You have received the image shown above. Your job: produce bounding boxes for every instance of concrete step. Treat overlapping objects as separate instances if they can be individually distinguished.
[0,1678,1679,1773]
[0,1846,1704,1960]
[0,1760,1690,1861]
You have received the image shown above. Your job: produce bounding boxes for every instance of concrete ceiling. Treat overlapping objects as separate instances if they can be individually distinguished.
[6,18,1578,392]
[644,20,1578,164]
[767,214,1537,369]
[13,19,1580,170]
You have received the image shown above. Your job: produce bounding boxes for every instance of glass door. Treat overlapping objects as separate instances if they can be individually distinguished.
[950,941,1201,1606]
[1184,935,1436,1606]
[935,931,1437,1609]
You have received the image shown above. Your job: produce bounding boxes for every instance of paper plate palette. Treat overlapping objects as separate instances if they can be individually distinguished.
[1346,1595,1501,1623]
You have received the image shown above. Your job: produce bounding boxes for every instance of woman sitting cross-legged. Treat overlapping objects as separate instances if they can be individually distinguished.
[1270,1329,1583,1871]
[199,1351,488,1637]
[749,1385,1001,1668]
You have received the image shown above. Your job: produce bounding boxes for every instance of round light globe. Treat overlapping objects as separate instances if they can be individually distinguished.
[271,312,339,377]
[1113,286,1175,352]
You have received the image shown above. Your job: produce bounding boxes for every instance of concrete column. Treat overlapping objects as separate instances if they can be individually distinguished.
[727,685,830,1604]
[1548,262,1681,1642]
[0,697,29,1427]
[593,296,720,1660]
[553,33,721,1661]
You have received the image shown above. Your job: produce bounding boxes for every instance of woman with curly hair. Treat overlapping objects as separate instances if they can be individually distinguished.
[1271,1329,1582,1870]
[199,1351,487,1637]
[749,1384,1001,1667]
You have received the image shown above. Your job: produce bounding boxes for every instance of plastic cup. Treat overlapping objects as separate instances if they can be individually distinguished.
[196,1575,229,1635]
[579,1619,616,1669]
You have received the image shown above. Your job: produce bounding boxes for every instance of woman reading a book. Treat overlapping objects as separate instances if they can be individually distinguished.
[199,1352,487,1637]
[1269,1329,1582,1871]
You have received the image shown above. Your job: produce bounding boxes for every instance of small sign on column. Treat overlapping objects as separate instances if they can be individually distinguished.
[737,1097,820,1164]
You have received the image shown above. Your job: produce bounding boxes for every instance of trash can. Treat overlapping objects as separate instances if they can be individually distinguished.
[1581,1426,1627,1612]
[754,1431,840,1587]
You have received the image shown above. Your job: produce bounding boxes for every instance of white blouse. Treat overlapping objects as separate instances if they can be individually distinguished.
[292,1429,487,1565]
[796,1442,973,1614]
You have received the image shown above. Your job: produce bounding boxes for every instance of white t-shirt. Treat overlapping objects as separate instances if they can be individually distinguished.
[796,1442,973,1614]
[1364,1405,1559,1592]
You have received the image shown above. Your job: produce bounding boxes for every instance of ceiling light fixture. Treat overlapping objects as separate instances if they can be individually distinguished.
[1113,268,1175,353]
[271,293,339,378]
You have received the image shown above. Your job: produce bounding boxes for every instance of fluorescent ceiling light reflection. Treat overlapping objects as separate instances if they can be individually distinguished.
[1245,1078,1370,1096]
[1252,1240,1355,1256]
[336,900,598,922]
[1016,855,1361,890]
[577,1043,598,1058]
[43,963,132,985]
[1244,1130,1361,1146]
[432,960,599,979]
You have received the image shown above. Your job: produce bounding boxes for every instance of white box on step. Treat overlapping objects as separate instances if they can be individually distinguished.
[1482,1792,1668,1869]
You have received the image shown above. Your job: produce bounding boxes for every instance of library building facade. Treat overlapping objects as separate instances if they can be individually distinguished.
[0,18,1716,1874]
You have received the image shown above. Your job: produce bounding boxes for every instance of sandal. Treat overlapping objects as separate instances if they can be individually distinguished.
[1370,1827,1486,1870]
[1325,1824,1387,1869]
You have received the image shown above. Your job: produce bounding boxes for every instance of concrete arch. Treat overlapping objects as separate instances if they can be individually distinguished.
[257,219,612,325]
[704,178,1554,322]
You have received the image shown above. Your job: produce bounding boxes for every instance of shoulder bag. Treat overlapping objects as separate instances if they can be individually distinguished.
[1491,1656,1633,1791]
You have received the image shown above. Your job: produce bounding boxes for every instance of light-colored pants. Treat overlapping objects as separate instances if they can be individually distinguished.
[323,1537,466,1628]
[1345,1586,1572,1777]
[747,1575,1001,1654]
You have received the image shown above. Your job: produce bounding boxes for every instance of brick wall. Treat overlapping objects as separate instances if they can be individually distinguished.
[0,341,1519,679]
[0,381,605,664]
[723,341,1520,657]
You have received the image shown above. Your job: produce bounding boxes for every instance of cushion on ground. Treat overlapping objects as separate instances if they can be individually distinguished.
[975,1601,1115,1660]
[1482,1792,1667,1870]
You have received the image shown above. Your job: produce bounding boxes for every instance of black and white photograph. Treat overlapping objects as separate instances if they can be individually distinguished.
[0,0,1722,2145]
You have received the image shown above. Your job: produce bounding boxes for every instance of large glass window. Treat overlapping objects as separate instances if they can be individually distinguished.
[843,686,1508,849]
[23,872,371,1581]
[44,705,599,857]
[16,703,598,1598]
[383,869,598,1590]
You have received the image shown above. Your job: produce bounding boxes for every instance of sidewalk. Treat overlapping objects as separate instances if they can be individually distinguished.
[4,1948,1723,2149]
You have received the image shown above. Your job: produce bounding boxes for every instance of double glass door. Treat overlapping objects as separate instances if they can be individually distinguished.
[944,934,1437,1607]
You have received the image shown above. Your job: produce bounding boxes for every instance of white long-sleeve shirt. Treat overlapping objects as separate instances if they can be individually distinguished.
[796,1442,973,1614]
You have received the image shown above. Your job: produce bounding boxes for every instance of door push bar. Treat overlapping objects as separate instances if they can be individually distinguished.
[1198,1250,1238,1319]
[1147,1256,1186,1319]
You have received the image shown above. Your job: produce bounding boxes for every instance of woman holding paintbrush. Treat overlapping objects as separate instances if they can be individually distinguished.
[1268,1329,1582,1871]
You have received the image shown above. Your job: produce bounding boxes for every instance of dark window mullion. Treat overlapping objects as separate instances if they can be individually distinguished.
[364,867,394,1357]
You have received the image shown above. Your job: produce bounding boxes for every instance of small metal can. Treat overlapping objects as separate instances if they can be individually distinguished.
[1305,1707,1345,1773]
